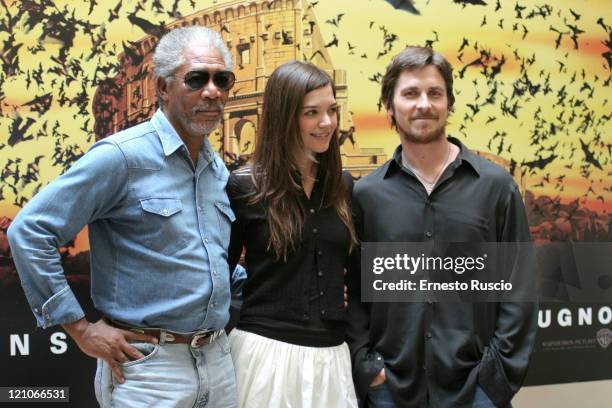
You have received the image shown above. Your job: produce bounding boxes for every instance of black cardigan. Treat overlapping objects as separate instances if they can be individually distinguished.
[227,166,354,346]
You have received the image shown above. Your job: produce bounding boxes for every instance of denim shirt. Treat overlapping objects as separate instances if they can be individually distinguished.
[7,110,234,333]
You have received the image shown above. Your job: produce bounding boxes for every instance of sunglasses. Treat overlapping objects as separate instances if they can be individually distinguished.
[178,70,236,91]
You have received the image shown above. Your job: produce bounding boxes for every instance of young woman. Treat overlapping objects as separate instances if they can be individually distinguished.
[227,61,358,407]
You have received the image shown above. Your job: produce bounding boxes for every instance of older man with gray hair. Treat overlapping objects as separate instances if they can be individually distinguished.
[8,26,238,407]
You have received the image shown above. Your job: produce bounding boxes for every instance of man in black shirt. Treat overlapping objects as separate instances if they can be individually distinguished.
[347,46,537,407]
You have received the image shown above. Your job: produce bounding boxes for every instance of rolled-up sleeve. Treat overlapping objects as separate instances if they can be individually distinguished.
[7,141,128,328]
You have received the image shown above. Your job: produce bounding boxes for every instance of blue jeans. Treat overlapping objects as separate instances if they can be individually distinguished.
[366,382,396,408]
[95,331,237,408]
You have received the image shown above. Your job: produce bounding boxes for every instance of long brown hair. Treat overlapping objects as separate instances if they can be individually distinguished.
[250,60,357,260]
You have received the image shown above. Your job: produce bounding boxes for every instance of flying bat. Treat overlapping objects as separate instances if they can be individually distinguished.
[454,0,487,6]
[21,92,53,115]
[127,13,167,38]
[522,154,557,170]
[579,138,603,170]
[384,0,420,15]
[325,13,344,27]
[8,116,36,147]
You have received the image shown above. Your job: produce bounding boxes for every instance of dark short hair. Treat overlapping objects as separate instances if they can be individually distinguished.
[381,46,455,129]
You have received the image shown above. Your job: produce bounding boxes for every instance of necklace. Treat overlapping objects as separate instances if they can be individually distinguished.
[402,142,451,188]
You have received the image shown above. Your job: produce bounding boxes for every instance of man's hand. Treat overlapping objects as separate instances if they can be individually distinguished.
[370,368,386,387]
[62,318,158,383]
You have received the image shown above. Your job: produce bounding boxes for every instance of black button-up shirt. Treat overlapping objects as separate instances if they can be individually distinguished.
[228,167,353,347]
[347,137,537,407]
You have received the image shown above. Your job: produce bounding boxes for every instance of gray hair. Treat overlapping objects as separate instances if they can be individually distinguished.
[153,26,233,83]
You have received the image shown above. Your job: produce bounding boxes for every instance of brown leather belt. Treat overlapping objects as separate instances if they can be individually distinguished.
[108,320,223,348]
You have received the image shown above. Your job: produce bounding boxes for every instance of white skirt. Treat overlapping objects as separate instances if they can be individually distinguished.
[229,328,358,408]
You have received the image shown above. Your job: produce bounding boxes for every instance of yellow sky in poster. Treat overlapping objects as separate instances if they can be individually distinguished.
[311,0,610,213]
[1,0,610,227]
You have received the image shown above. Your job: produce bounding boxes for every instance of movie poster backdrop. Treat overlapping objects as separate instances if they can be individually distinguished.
[1,0,610,405]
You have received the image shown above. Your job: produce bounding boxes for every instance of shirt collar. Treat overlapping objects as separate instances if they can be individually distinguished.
[150,109,184,157]
[385,135,481,179]
[150,109,214,163]
[448,136,481,175]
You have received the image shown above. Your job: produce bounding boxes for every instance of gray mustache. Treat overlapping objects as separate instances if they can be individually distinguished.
[193,101,224,112]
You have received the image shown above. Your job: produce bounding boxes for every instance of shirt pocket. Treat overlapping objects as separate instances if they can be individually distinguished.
[139,197,188,255]
[214,201,235,248]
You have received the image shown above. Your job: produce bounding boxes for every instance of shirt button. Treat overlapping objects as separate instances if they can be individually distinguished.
[211,302,216,308]
[319,290,324,296]
[318,271,324,277]
[313,228,318,233]
[320,310,326,316]
[426,332,432,339]
[425,231,433,238]
[162,208,168,215]
[204,238,209,243]
[34,308,39,313]
[309,208,315,214]
[317,250,323,256]
[213,270,217,276]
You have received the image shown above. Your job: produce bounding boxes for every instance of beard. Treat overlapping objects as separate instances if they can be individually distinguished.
[397,116,447,145]
[187,115,221,136]
[181,100,225,137]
